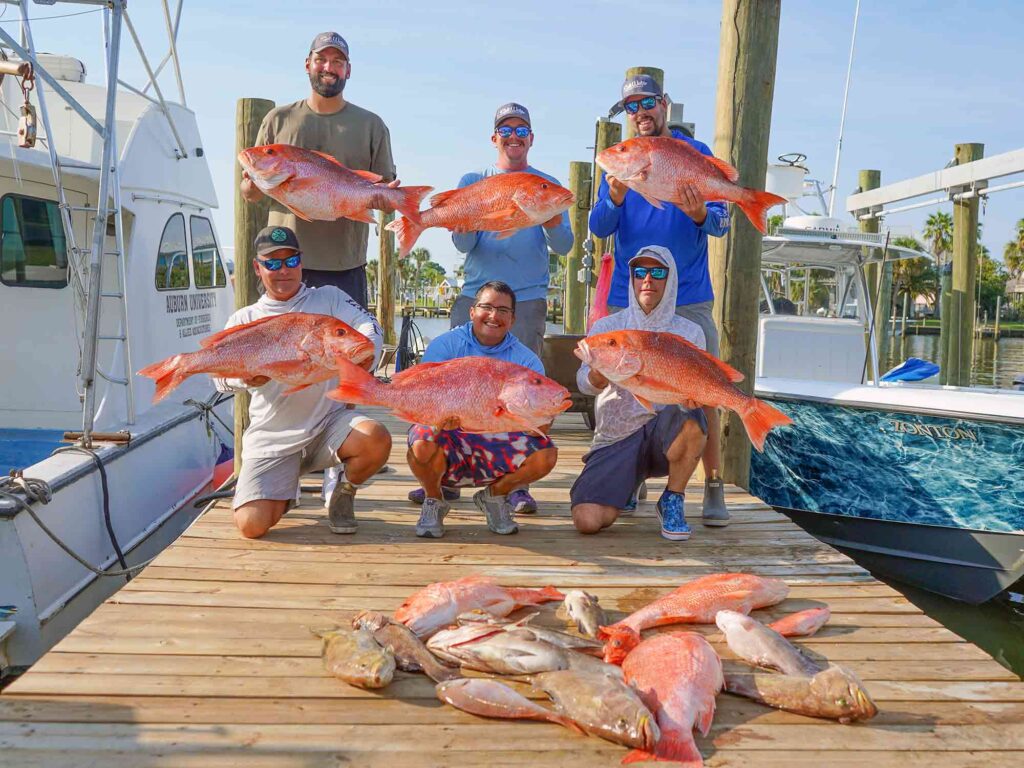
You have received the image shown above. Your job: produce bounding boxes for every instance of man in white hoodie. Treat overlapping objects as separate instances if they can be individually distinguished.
[572,245,708,541]
[215,226,391,539]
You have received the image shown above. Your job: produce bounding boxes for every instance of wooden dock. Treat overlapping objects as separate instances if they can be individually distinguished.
[2,411,1022,766]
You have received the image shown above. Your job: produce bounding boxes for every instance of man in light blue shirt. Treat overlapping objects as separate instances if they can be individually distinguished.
[407,281,558,538]
[450,103,574,355]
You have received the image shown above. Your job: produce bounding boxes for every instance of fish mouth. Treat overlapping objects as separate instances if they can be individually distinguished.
[558,395,573,412]
[350,344,375,367]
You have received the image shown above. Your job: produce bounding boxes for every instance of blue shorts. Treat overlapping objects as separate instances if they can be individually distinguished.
[408,426,553,488]
[569,406,706,509]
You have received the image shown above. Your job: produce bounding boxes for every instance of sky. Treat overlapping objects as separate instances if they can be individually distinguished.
[4,0,1023,275]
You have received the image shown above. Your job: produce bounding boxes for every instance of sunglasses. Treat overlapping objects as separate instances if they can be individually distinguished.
[495,125,532,139]
[632,266,669,280]
[257,253,301,271]
[623,95,661,114]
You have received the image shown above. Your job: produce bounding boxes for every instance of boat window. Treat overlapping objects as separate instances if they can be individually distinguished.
[190,215,226,289]
[154,213,190,291]
[0,194,68,289]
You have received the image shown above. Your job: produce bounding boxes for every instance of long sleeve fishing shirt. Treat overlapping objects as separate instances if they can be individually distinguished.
[588,130,730,308]
[213,284,383,460]
[452,165,574,303]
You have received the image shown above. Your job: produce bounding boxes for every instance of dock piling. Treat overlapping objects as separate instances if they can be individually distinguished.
[233,97,275,475]
[565,161,592,334]
[377,211,397,346]
[946,142,985,387]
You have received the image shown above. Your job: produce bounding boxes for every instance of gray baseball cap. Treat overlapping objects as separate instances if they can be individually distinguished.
[309,31,349,58]
[254,225,300,257]
[609,74,664,116]
[493,102,531,129]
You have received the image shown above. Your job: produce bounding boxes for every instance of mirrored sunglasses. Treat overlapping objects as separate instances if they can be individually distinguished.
[623,95,661,114]
[257,253,301,271]
[495,125,532,139]
[632,266,669,280]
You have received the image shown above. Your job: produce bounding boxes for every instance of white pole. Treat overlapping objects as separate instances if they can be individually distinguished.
[828,0,861,217]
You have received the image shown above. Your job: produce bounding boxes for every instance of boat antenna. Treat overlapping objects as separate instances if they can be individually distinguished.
[828,0,861,217]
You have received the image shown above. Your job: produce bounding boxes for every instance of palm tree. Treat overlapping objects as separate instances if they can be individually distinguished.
[922,212,953,269]
[1004,218,1024,279]
[408,247,431,305]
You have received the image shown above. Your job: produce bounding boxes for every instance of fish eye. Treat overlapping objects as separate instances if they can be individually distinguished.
[608,339,616,346]
[266,148,275,155]
[541,183,548,189]
[532,377,542,384]
[335,329,346,336]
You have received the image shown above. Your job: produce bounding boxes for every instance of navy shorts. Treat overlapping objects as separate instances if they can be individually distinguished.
[569,406,707,509]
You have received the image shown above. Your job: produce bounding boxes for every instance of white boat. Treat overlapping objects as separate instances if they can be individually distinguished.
[749,160,1024,604]
[0,2,233,675]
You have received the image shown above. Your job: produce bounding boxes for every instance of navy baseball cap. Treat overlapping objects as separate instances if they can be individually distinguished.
[254,225,300,257]
[309,31,349,58]
[493,102,531,129]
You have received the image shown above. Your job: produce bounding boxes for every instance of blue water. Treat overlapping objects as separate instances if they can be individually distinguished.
[750,400,1024,533]
[0,428,67,474]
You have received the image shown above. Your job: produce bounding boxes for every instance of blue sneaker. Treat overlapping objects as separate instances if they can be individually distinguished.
[620,491,638,516]
[656,491,691,541]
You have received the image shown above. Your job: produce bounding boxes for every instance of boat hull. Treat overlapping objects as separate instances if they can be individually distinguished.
[750,390,1024,603]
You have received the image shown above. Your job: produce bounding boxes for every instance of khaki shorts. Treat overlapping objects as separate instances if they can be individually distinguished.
[232,409,372,509]
[607,300,720,357]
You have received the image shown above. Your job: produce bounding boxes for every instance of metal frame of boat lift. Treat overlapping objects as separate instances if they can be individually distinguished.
[0,0,189,448]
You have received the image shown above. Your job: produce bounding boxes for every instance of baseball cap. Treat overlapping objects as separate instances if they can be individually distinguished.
[609,73,665,117]
[493,102,531,129]
[628,245,673,269]
[309,31,349,58]
[254,225,300,257]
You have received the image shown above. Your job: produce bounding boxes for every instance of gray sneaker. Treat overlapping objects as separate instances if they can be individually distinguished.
[415,497,450,539]
[473,488,518,535]
[327,480,358,534]
[702,473,730,527]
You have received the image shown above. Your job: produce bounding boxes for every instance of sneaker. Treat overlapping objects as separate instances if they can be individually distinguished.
[473,488,518,535]
[702,472,730,527]
[508,488,538,514]
[620,490,639,516]
[656,491,691,541]
[415,497,450,539]
[327,481,358,534]
[408,486,461,505]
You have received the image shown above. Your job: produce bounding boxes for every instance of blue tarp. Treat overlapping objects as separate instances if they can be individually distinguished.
[881,357,940,382]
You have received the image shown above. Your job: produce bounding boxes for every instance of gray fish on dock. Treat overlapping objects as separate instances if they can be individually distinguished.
[443,629,571,675]
[353,610,461,683]
[457,610,604,656]
[316,627,396,689]
[436,678,584,733]
[562,590,607,639]
[532,669,660,751]
[715,609,825,677]
[724,665,878,723]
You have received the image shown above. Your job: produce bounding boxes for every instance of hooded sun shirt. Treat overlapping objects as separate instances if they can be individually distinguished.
[576,245,706,450]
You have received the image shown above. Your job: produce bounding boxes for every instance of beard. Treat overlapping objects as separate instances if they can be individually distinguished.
[309,71,345,98]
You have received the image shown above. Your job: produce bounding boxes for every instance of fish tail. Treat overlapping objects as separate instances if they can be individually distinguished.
[537,585,566,602]
[587,251,614,329]
[735,188,787,234]
[385,214,424,258]
[394,185,433,227]
[327,358,386,406]
[136,354,189,403]
[739,397,793,452]
[647,733,704,766]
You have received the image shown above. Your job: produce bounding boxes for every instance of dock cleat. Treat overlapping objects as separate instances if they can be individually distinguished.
[408,486,461,505]
[656,491,691,541]
[702,472,730,527]
[473,488,518,535]
[327,480,359,534]
[508,488,538,514]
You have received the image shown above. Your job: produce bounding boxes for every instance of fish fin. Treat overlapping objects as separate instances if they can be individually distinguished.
[280,382,315,395]
[588,252,614,330]
[279,198,315,222]
[327,358,384,406]
[735,188,788,234]
[385,215,425,258]
[393,185,433,228]
[621,749,655,764]
[137,353,190,404]
[716,589,757,614]
[636,191,664,210]
[553,713,587,735]
[739,397,794,452]
[351,168,384,183]
[706,154,740,182]
[477,206,521,225]
[428,188,460,207]
[695,697,717,737]
[634,394,655,413]
[648,733,704,766]
[198,315,282,348]
[346,209,378,224]
[307,149,346,168]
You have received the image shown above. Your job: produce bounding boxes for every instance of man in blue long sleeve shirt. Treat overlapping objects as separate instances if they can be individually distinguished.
[451,103,574,355]
[588,74,731,525]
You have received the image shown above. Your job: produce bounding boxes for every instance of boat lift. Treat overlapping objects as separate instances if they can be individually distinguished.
[0,0,190,447]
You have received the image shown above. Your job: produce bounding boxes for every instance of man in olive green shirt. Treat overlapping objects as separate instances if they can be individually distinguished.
[240,31,396,308]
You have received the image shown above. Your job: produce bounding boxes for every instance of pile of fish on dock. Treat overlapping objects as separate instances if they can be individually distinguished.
[315,573,877,765]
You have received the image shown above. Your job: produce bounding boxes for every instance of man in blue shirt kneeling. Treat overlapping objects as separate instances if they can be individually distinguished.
[407,281,558,538]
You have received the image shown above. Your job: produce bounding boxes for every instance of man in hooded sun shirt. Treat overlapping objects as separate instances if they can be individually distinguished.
[572,246,708,541]
[589,74,731,527]
[449,103,574,356]
[406,281,559,538]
